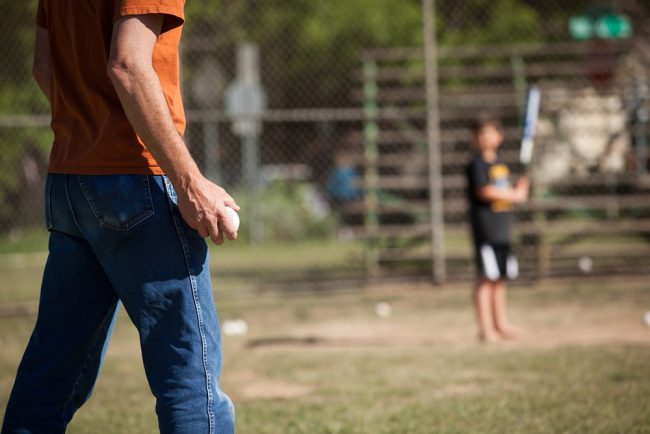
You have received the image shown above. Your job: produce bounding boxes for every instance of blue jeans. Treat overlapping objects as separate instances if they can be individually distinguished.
[2,174,234,434]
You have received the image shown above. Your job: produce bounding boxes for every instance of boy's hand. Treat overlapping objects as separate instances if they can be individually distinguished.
[514,176,530,202]
[476,176,530,204]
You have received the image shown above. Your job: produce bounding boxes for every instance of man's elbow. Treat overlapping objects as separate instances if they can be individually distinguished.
[106,57,147,88]
[106,58,129,86]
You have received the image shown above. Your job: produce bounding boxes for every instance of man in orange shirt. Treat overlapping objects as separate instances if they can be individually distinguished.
[2,1,237,432]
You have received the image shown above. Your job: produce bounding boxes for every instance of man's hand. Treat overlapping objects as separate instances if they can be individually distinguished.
[177,176,240,245]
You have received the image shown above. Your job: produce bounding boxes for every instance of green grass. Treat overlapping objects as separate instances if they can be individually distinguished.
[230,346,650,434]
[0,228,48,255]
[0,233,366,300]
[0,228,365,268]
[1,279,649,433]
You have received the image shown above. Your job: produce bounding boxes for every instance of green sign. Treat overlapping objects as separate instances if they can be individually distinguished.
[595,13,632,39]
[570,13,632,40]
[569,16,593,40]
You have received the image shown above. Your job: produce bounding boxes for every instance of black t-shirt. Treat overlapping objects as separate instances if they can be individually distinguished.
[466,154,513,245]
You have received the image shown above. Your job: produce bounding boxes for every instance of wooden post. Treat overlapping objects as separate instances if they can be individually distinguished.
[363,59,380,277]
[511,55,527,119]
[422,0,446,283]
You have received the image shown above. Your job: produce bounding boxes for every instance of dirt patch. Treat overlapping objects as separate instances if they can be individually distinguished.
[227,371,313,401]
[0,301,37,317]
[241,301,650,351]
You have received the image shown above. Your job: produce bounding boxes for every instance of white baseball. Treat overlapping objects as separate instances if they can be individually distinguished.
[578,256,593,274]
[643,311,650,327]
[225,206,240,231]
[222,319,248,336]
[375,302,392,318]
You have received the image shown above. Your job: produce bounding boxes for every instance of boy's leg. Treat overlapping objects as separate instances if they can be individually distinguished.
[491,245,521,339]
[68,175,234,434]
[491,279,520,339]
[2,175,119,432]
[474,279,499,342]
[473,243,500,341]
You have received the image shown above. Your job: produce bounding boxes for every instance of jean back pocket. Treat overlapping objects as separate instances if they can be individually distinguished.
[78,175,155,231]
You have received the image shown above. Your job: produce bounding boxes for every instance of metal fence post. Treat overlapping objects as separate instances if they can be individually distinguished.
[363,59,380,277]
[422,0,446,283]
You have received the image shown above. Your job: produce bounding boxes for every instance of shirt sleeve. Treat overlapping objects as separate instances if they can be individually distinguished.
[36,0,47,28]
[114,0,185,33]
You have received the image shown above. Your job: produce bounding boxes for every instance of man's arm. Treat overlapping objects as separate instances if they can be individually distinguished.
[33,26,52,103]
[106,14,238,244]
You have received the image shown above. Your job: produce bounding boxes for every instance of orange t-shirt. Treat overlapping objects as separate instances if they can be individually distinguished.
[37,0,186,175]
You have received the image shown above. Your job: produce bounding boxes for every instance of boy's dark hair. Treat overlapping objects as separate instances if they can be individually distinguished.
[471,113,503,135]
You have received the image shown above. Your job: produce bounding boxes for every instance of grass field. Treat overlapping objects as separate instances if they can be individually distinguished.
[0,229,368,302]
[1,272,649,433]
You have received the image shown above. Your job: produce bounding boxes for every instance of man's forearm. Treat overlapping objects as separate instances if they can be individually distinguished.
[107,61,200,188]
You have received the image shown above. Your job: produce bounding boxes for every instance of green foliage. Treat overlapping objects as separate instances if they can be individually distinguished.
[0,0,50,232]
[184,0,423,107]
[0,1,38,91]
[439,0,543,45]
[290,0,422,102]
[0,0,46,115]
[297,0,423,51]
[235,180,336,243]
[0,84,48,115]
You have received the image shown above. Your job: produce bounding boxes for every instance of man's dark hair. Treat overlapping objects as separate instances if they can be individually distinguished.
[471,113,503,135]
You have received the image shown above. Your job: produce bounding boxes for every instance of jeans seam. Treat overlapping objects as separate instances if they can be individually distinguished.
[78,175,104,226]
[45,175,54,230]
[163,177,215,433]
[61,294,118,422]
[64,175,83,234]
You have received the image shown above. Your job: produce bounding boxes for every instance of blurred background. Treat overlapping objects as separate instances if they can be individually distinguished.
[1,0,650,286]
[2,2,650,433]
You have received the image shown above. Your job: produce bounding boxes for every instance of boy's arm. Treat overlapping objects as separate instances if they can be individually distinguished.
[476,176,529,204]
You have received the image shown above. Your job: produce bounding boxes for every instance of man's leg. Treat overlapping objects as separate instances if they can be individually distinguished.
[2,231,119,433]
[69,175,234,434]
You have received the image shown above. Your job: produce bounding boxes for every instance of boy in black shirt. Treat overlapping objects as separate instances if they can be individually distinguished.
[466,115,529,342]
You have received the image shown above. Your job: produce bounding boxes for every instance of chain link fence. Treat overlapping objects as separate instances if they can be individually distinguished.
[0,1,649,289]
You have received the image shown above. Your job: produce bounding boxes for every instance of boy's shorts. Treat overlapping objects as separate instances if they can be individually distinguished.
[475,243,518,281]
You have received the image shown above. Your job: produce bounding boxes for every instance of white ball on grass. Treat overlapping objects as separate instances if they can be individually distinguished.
[578,256,593,274]
[223,319,248,336]
[643,312,650,327]
[375,302,392,318]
